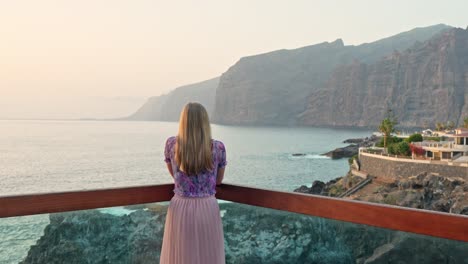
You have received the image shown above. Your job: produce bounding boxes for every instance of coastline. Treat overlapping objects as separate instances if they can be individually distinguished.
[295,135,468,215]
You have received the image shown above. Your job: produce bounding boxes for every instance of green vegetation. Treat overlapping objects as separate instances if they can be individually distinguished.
[328,185,344,197]
[406,133,423,143]
[348,154,358,165]
[396,141,411,156]
[388,141,411,156]
[383,194,398,205]
[464,117,468,128]
[378,110,398,148]
[423,136,441,142]
[376,136,402,147]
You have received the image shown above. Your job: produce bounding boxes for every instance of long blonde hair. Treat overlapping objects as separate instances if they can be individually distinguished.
[175,102,213,175]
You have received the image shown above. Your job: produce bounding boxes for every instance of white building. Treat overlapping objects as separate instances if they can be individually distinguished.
[414,128,468,161]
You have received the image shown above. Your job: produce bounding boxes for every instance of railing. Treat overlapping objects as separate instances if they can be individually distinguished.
[360,148,414,160]
[413,141,468,150]
[413,141,453,148]
[1,184,467,242]
[360,148,468,166]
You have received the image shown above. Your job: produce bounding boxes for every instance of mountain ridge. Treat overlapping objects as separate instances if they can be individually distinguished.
[127,24,466,128]
[127,77,219,121]
[300,26,468,127]
[212,24,453,126]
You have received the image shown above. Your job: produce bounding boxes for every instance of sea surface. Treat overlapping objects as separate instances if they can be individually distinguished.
[0,120,371,263]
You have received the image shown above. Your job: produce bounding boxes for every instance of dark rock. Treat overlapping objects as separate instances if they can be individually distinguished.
[323,135,379,159]
[291,153,306,156]
[300,163,467,216]
[293,185,310,193]
[343,138,366,144]
[294,178,344,196]
[310,181,326,194]
[373,173,466,214]
[323,144,359,159]
[21,203,468,264]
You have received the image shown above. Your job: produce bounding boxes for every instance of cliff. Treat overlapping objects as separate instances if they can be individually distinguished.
[212,39,351,125]
[21,203,467,264]
[127,77,219,121]
[300,27,468,127]
[212,24,453,126]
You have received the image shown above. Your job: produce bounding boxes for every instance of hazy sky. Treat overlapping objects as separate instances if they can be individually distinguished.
[1,0,467,119]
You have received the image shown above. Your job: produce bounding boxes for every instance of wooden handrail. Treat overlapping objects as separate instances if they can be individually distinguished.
[0,184,174,218]
[0,184,467,242]
[217,184,468,242]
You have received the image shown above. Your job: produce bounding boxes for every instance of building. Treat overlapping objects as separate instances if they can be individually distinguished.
[414,128,468,161]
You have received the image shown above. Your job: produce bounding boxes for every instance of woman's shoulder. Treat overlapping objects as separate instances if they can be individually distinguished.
[165,136,177,148]
[212,139,226,151]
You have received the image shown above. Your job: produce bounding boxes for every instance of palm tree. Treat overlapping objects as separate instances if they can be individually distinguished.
[379,110,398,149]
[446,121,455,130]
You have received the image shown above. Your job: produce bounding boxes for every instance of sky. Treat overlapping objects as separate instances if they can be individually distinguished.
[0,0,467,119]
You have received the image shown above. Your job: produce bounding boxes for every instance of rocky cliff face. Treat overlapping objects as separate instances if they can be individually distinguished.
[213,25,468,126]
[212,39,352,125]
[127,77,219,121]
[300,27,468,127]
[22,203,467,264]
[126,25,463,127]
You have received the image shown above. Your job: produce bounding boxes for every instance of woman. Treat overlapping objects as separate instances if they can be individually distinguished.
[160,102,226,264]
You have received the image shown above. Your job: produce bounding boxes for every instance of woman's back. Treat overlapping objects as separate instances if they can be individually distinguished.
[164,136,227,197]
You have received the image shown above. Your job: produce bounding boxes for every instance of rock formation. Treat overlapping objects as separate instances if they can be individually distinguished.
[301,27,468,128]
[322,135,379,159]
[295,170,468,215]
[212,24,456,127]
[126,25,468,128]
[127,77,219,121]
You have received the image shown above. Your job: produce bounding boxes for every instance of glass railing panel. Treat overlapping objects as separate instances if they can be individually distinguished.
[219,201,467,264]
[2,199,466,263]
[0,214,49,264]
[1,203,168,264]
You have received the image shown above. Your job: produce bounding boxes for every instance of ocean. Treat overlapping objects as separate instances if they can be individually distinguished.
[0,120,371,263]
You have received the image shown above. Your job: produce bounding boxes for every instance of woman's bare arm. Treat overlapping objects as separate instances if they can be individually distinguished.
[216,167,225,185]
[166,163,174,178]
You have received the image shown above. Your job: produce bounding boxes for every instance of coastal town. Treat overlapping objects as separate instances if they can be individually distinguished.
[372,126,468,162]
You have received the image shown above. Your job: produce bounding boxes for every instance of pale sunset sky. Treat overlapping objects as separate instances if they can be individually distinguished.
[1,0,467,119]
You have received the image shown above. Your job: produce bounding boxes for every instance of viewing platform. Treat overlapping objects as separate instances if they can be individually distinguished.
[1,183,467,263]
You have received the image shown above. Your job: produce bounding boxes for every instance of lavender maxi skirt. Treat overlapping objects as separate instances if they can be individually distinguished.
[160,195,225,264]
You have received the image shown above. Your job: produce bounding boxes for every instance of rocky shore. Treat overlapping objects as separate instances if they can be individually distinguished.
[21,203,467,264]
[295,172,468,215]
[297,136,468,215]
[322,135,379,159]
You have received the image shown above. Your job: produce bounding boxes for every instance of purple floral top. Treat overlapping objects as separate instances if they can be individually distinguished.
[164,136,227,197]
